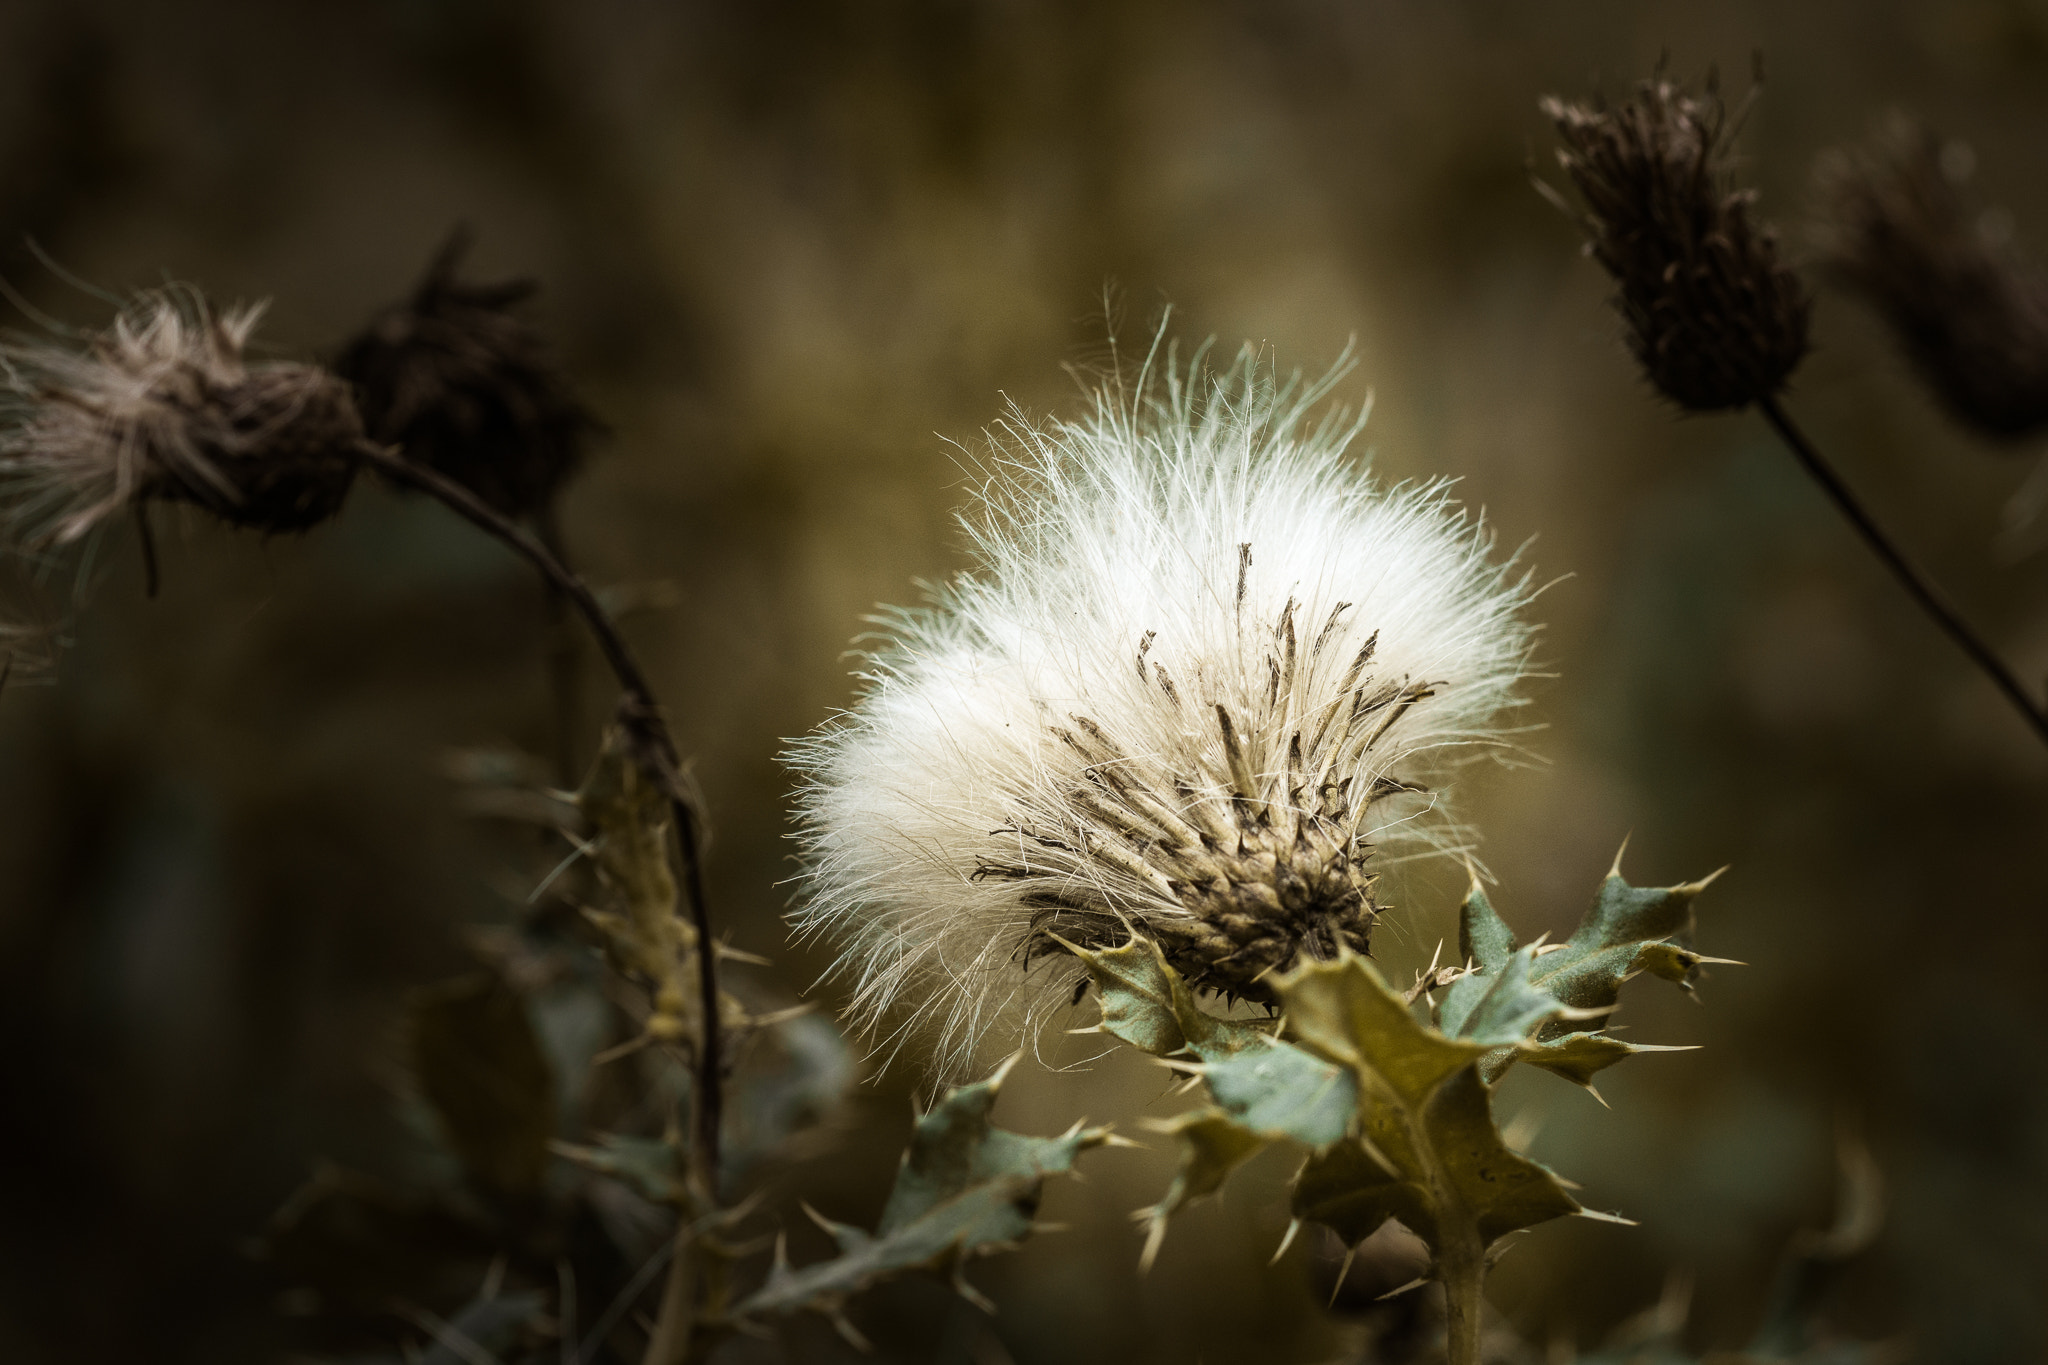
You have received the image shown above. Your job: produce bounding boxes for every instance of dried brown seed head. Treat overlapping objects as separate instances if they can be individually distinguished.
[334,231,597,521]
[0,288,361,545]
[1542,72,1811,412]
[1817,117,2048,443]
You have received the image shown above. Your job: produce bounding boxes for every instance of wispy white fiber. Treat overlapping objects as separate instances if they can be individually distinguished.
[787,336,1536,1078]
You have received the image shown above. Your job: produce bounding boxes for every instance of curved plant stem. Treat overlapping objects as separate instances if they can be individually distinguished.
[535,506,584,788]
[356,441,727,1188]
[1758,396,2048,748]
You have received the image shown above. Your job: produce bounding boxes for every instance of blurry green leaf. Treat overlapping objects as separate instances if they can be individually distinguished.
[1568,1138,1892,1365]
[553,1131,686,1205]
[409,973,555,1197]
[1748,1134,1886,1360]
[732,1058,1107,1325]
[579,730,680,942]
[260,1166,496,1309]
[576,728,694,1042]
[729,1010,857,1173]
[408,1290,547,1365]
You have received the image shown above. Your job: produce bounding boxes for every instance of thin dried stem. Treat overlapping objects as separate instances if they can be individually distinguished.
[355,439,728,1233]
[1757,397,2048,747]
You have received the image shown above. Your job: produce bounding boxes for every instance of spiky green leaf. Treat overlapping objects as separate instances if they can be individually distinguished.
[1063,934,1190,1055]
[1276,955,1582,1258]
[1067,934,1356,1147]
[732,1060,1106,1323]
[1441,868,1722,1085]
[1135,1109,1269,1270]
[1279,953,1490,1109]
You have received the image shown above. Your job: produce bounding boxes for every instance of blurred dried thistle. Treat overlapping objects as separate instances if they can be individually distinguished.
[0,287,363,547]
[1817,116,2048,443]
[334,231,598,522]
[1541,68,1811,412]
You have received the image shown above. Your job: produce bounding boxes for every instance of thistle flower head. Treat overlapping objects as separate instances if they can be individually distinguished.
[0,287,363,546]
[788,341,1535,1077]
[333,232,596,520]
[1817,117,2048,442]
[1542,71,1811,412]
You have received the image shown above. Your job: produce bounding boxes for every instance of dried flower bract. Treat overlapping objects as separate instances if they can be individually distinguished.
[0,288,362,545]
[334,232,596,521]
[1543,72,1810,412]
[1818,118,2048,442]
[788,340,1534,1075]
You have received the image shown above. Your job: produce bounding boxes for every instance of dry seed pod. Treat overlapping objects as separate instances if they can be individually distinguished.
[334,232,596,521]
[1543,72,1811,412]
[0,288,361,545]
[1818,117,2048,442]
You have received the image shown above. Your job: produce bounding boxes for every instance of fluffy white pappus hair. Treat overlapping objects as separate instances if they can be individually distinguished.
[787,338,1536,1079]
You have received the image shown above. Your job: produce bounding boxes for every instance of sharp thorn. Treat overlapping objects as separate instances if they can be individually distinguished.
[1268,1219,1301,1266]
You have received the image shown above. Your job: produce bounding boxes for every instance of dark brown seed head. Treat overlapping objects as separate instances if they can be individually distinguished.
[1817,118,2048,443]
[139,363,363,532]
[334,230,598,521]
[1542,73,1811,412]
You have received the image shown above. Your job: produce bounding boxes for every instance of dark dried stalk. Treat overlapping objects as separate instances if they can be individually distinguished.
[535,506,585,787]
[355,442,728,1355]
[1757,398,2048,746]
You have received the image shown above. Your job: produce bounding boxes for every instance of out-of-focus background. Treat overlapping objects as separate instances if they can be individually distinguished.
[0,1,2043,1361]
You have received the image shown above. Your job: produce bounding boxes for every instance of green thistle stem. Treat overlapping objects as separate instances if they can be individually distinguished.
[1437,1220,1487,1365]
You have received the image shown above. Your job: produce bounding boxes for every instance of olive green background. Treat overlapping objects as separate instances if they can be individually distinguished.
[0,1,2042,1361]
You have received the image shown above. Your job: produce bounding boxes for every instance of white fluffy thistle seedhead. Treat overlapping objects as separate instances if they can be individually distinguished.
[788,339,1535,1078]
[0,287,363,546]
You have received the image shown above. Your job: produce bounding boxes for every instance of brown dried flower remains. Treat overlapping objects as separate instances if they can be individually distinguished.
[1543,74,1810,412]
[0,289,361,544]
[1818,119,2048,442]
[334,232,596,521]
[983,613,1436,1004]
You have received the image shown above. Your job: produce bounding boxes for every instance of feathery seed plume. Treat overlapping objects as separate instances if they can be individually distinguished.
[1817,117,2048,443]
[788,341,1535,1077]
[1542,71,1811,412]
[0,287,363,546]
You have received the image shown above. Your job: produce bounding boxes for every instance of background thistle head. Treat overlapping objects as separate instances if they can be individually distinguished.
[1541,66,1811,412]
[0,286,363,548]
[1816,115,2048,443]
[333,230,599,523]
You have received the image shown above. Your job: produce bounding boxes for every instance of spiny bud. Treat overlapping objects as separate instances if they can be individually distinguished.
[1542,71,1811,412]
[0,288,362,545]
[333,231,596,521]
[1817,117,2048,443]
[787,341,1534,1077]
